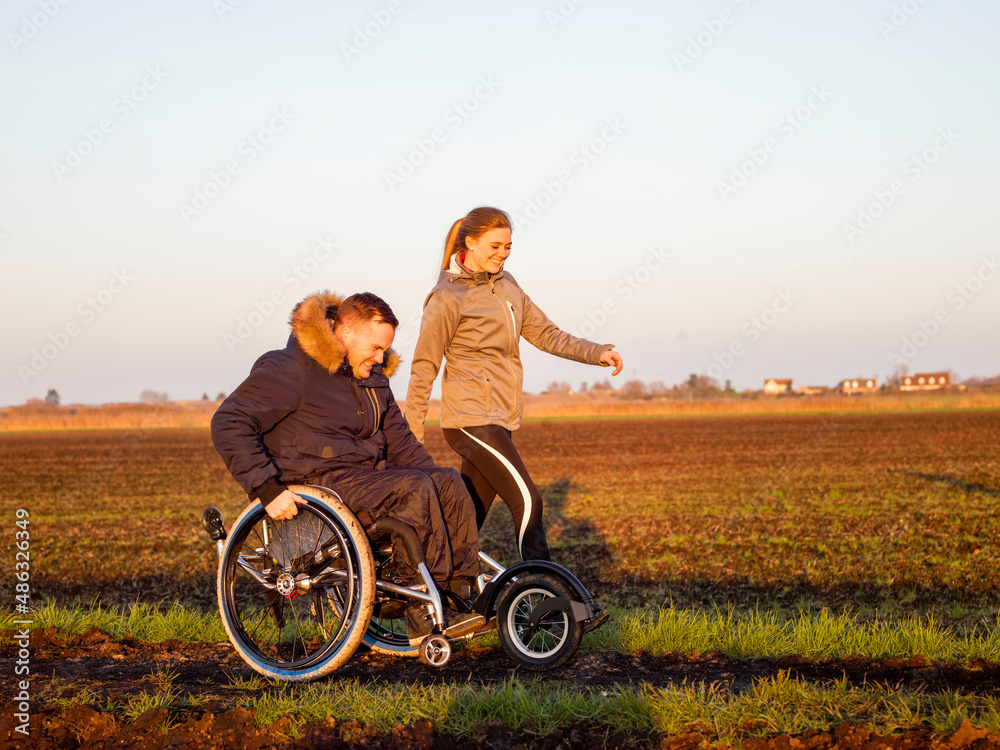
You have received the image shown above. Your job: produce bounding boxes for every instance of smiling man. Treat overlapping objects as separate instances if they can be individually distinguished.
[211,290,484,645]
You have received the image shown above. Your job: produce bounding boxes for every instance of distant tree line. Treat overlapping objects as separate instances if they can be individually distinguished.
[544,374,735,400]
[24,389,61,406]
[546,368,998,401]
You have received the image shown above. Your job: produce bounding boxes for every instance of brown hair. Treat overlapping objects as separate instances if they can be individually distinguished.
[441,207,512,270]
[334,292,399,329]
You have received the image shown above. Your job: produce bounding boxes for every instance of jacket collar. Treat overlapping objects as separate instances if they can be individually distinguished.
[442,252,505,285]
[288,290,399,378]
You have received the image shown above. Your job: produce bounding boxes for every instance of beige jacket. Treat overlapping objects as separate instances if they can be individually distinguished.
[405,256,614,442]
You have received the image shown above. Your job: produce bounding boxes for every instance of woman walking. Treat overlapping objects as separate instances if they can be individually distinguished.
[405,206,623,562]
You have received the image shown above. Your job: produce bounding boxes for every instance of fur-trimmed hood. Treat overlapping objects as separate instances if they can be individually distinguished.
[289,291,400,377]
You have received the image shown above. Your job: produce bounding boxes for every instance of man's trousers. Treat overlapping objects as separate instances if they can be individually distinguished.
[314,464,479,587]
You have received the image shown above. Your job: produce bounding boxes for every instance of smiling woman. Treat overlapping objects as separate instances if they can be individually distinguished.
[404,206,624,565]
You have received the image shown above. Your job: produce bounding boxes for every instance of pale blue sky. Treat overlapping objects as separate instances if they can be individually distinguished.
[1,0,997,405]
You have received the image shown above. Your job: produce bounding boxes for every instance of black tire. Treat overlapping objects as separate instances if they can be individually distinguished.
[217,485,375,681]
[496,573,583,671]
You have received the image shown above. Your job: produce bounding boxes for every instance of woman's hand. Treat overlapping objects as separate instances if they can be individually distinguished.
[600,349,624,376]
[265,490,308,521]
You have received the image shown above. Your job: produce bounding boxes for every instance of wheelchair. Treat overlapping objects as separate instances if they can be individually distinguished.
[202,484,607,682]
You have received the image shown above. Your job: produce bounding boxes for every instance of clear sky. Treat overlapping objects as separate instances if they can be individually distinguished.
[1,0,997,406]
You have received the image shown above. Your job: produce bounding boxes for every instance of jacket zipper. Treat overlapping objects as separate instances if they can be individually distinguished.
[492,280,518,357]
[351,379,368,431]
[493,284,518,417]
[505,300,517,355]
[364,387,380,438]
[352,377,381,439]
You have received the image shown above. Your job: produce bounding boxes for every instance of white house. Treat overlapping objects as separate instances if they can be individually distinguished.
[840,377,878,395]
[764,378,792,395]
[901,372,950,391]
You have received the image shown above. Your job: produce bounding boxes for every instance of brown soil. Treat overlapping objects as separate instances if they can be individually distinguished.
[8,706,998,750]
[3,627,1000,749]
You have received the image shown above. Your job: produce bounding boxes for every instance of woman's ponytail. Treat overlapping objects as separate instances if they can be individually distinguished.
[441,218,464,270]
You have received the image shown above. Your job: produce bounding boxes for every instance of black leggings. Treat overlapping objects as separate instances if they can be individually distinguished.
[442,424,551,562]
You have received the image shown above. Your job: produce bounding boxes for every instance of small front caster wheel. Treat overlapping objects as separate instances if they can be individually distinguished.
[418,634,451,667]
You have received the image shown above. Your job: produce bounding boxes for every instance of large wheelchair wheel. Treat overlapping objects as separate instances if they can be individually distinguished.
[217,485,375,681]
[497,573,583,671]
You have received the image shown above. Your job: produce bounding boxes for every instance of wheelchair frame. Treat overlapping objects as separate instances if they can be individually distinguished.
[203,484,606,681]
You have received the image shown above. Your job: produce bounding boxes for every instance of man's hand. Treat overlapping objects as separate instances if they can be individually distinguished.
[600,349,624,376]
[265,489,308,521]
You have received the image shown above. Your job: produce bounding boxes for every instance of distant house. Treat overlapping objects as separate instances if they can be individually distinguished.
[763,378,793,395]
[901,371,951,391]
[795,385,826,396]
[840,377,878,395]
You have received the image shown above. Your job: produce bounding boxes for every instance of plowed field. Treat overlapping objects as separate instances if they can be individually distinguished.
[2,410,999,748]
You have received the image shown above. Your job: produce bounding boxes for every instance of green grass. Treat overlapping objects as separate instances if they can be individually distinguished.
[34,669,1000,744]
[615,607,1000,662]
[0,600,228,643]
[645,673,1000,743]
[123,693,179,721]
[250,678,656,737]
[7,602,1000,743]
[225,673,273,691]
[6,601,1000,664]
[50,685,101,710]
[248,676,1000,742]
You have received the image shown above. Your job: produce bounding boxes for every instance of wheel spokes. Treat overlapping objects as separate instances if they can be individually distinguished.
[511,590,568,655]
[225,507,359,668]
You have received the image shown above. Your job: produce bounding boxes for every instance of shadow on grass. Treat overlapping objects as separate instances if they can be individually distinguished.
[487,481,1000,630]
[9,573,220,611]
[475,476,616,593]
[891,470,1000,498]
[596,575,1000,633]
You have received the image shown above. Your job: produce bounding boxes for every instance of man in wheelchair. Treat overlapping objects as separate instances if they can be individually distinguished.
[212,290,485,646]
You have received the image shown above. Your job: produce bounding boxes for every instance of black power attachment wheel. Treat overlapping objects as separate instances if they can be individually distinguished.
[496,573,584,671]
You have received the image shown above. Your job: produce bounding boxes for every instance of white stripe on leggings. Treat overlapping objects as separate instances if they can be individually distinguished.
[459,427,532,558]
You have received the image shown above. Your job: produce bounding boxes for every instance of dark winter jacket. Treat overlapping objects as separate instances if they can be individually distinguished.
[212,291,435,504]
